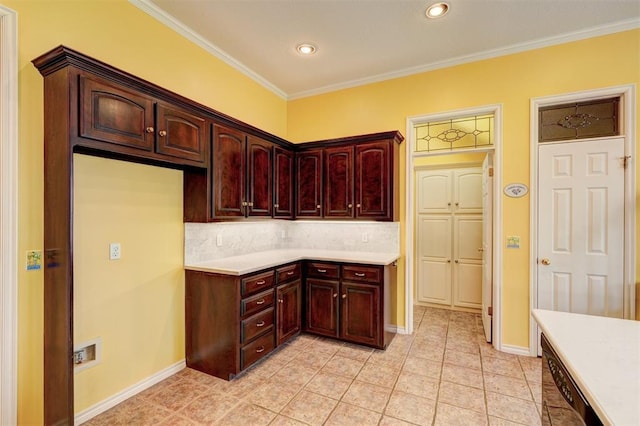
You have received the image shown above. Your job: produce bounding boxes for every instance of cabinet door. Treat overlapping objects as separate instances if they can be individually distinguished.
[79,75,154,151]
[324,146,354,218]
[453,168,483,214]
[305,278,339,338]
[155,103,207,163]
[295,150,323,218]
[355,142,391,220]
[340,282,380,346]
[416,169,452,214]
[277,280,301,345]
[273,147,294,218]
[212,124,246,217]
[247,136,273,216]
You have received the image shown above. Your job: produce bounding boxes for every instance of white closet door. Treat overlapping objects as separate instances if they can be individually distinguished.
[417,170,452,213]
[453,168,483,214]
[417,214,452,305]
[453,215,483,309]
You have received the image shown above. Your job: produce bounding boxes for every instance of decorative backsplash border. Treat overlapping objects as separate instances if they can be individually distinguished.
[185,221,400,264]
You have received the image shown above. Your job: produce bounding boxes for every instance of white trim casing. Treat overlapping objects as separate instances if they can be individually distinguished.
[405,105,503,351]
[0,5,18,426]
[529,85,637,356]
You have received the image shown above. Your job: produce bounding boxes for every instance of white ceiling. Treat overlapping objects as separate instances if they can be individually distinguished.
[135,0,640,99]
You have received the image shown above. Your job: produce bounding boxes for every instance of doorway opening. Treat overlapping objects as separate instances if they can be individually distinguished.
[406,104,503,350]
[529,85,636,356]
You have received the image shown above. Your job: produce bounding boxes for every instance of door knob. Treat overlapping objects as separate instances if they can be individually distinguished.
[540,258,551,265]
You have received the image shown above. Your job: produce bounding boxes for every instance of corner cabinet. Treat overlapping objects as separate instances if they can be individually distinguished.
[304,262,393,349]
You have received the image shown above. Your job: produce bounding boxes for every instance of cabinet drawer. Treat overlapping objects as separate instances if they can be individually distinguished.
[241,270,275,297]
[342,265,382,284]
[241,331,275,370]
[306,262,340,279]
[241,289,274,317]
[277,263,301,283]
[241,307,274,343]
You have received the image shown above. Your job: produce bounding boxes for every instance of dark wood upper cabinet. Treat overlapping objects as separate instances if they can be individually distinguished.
[79,74,208,165]
[355,141,392,220]
[156,103,207,163]
[273,147,294,218]
[324,146,354,218]
[212,124,246,217]
[295,149,323,218]
[247,136,273,217]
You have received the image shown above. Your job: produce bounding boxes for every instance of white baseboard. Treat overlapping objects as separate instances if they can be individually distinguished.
[386,325,408,335]
[75,359,186,425]
[499,344,533,357]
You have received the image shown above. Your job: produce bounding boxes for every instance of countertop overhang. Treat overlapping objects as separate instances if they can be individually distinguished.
[184,249,400,275]
[532,309,640,426]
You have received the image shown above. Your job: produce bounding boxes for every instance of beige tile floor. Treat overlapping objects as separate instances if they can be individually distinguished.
[85,306,542,425]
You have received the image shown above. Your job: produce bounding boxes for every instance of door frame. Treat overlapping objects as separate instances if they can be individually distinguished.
[0,4,18,425]
[406,104,503,351]
[529,85,636,356]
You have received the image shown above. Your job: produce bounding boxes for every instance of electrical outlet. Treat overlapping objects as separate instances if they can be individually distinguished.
[361,232,368,243]
[216,234,223,247]
[109,243,121,260]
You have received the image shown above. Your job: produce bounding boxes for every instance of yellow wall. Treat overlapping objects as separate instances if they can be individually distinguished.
[73,155,184,412]
[8,0,287,424]
[288,29,640,347]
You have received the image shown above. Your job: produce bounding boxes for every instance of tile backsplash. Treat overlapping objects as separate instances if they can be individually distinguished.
[185,220,399,264]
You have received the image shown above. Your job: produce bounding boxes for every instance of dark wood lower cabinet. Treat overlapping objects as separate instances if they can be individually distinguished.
[304,262,393,349]
[276,279,302,345]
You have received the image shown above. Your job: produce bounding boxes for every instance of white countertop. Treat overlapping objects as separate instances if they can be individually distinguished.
[532,309,640,426]
[184,249,400,275]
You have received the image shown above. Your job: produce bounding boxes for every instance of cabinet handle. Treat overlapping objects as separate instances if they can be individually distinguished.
[274,203,279,208]
[248,202,254,207]
[333,293,338,298]
[316,204,321,209]
[256,346,265,353]
[256,299,265,305]
[158,130,167,137]
[348,203,353,209]
[354,272,366,277]
[242,201,248,207]
[317,269,326,273]
[286,271,294,275]
[341,294,347,299]
[256,321,265,327]
[356,203,361,208]
[145,127,154,133]
[256,280,266,285]
[279,299,283,303]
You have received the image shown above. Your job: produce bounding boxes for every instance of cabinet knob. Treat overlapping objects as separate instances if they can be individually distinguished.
[447,202,452,206]
[242,201,248,207]
[356,203,361,208]
[447,259,451,263]
[256,346,265,353]
[256,321,265,327]
[354,272,366,277]
[316,204,321,209]
[454,260,459,263]
[455,202,459,206]
[256,280,266,285]
[341,294,347,299]
[286,271,294,275]
[348,203,353,209]
[248,202,254,207]
[145,127,154,133]
[279,299,284,303]
[333,293,338,298]
[274,203,279,208]
[317,269,327,273]
[158,130,167,137]
[256,299,265,305]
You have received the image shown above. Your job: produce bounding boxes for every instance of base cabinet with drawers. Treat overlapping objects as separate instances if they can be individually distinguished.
[185,262,302,380]
[304,262,393,349]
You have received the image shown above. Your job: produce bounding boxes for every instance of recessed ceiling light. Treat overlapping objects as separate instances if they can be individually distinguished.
[296,43,317,55]
[426,2,449,19]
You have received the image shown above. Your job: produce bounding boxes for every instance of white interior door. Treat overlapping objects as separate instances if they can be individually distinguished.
[482,154,493,342]
[454,169,483,214]
[417,214,452,305]
[538,137,625,318]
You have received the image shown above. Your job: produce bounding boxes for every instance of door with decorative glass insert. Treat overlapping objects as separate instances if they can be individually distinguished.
[537,137,625,318]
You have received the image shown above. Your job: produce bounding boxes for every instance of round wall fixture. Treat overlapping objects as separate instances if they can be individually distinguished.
[426,2,449,19]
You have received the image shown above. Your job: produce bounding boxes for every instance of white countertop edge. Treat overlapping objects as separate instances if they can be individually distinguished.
[532,309,640,426]
[185,249,400,275]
